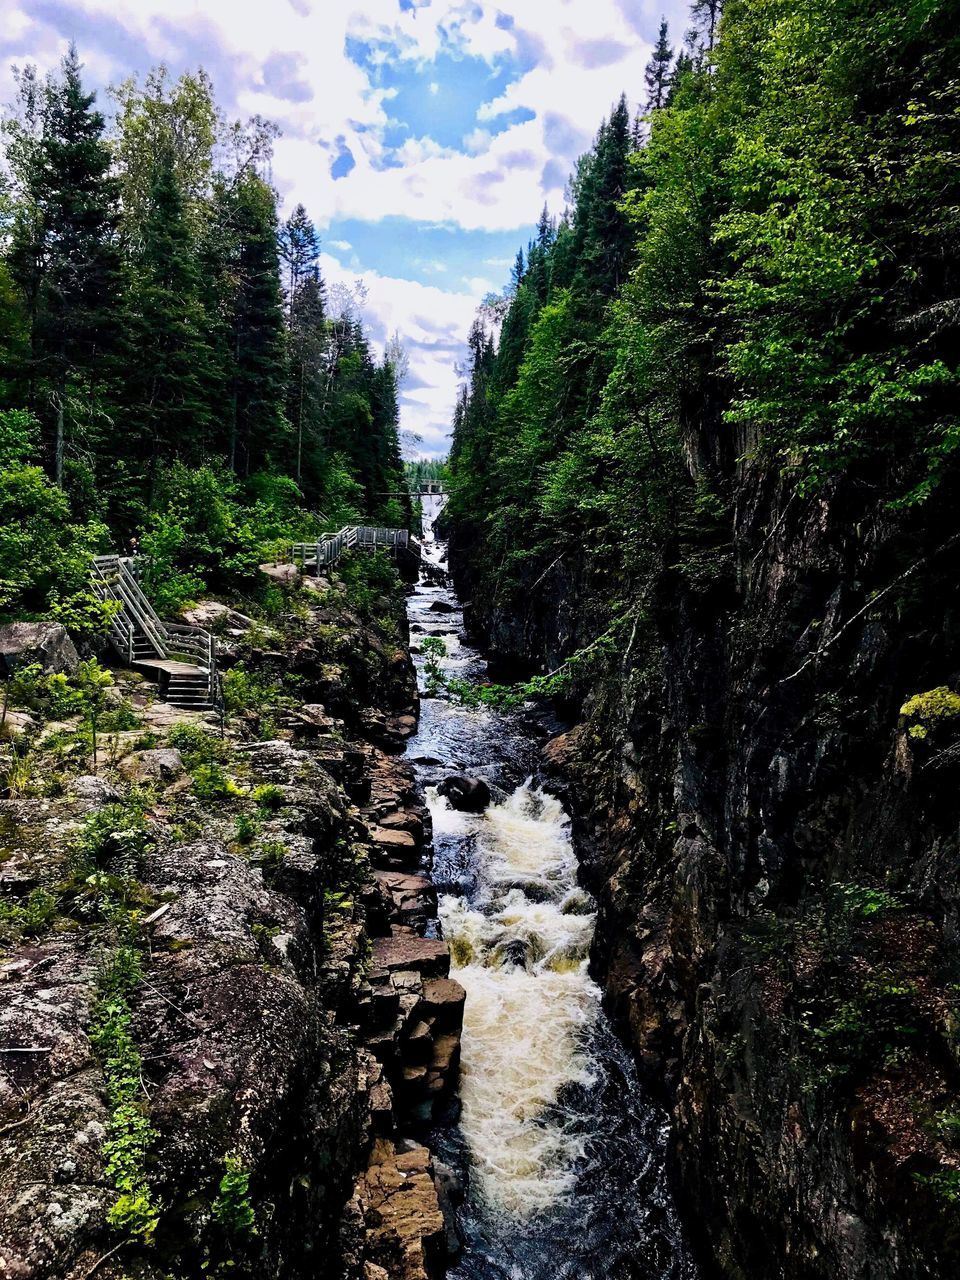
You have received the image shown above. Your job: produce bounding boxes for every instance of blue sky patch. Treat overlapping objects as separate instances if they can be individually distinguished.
[331,137,356,179]
[321,215,535,292]
[346,35,533,153]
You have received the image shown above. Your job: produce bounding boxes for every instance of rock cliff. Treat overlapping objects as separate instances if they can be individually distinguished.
[450,460,960,1278]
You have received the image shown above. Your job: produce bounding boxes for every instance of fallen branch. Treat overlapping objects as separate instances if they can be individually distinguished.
[79,1239,127,1280]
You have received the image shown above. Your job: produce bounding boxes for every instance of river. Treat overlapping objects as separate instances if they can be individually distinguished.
[402,496,699,1280]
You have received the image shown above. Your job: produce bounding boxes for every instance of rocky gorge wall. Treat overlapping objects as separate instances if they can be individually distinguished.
[449,458,960,1278]
[0,550,463,1280]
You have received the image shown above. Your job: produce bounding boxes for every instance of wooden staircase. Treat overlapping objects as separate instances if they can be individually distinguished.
[90,555,217,711]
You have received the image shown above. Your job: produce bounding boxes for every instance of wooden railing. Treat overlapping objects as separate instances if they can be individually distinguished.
[289,525,409,574]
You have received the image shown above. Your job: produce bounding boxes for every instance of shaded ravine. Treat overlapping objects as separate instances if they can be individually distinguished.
[405,498,698,1280]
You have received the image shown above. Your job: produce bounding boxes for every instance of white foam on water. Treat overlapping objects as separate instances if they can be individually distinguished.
[439,781,602,1218]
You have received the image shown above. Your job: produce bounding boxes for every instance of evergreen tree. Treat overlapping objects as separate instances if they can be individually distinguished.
[124,140,214,473]
[511,248,526,290]
[690,0,722,53]
[7,45,122,483]
[644,19,674,111]
[288,272,326,488]
[223,171,288,476]
[280,203,321,316]
[573,96,635,299]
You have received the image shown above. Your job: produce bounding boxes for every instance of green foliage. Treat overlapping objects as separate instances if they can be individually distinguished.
[221,664,293,737]
[166,721,226,766]
[191,762,241,800]
[420,636,446,696]
[252,783,284,813]
[73,801,155,872]
[832,883,902,918]
[89,945,160,1243]
[0,886,58,945]
[252,839,288,873]
[212,1154,257,1236]
[900,687,960,722]
[914,1168,960,1204]
[0,47,408,619]
[234,814,258,845]
[447,0,960,690]
[334,549,402,619]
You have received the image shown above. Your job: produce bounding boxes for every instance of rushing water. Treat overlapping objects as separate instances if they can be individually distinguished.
[405,497,698,1280]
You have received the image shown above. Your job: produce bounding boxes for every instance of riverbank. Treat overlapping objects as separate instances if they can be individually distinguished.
[0,549,463,1280]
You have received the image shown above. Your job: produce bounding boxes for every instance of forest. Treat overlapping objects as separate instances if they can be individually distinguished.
[447,0,959,659]
[2,0,960,1277]
[0,52,408,624]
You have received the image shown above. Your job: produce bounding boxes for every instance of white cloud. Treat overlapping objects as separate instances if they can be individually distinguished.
[317,252,476,456]
[1,0,691,452]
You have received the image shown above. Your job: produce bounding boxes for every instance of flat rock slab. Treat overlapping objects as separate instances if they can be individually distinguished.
[372,936,450,979]
[371,827,416,851]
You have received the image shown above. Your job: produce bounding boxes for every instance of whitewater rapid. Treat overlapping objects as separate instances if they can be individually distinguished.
[435,784,600,1216]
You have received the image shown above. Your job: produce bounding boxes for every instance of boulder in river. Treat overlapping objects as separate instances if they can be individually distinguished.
[428,599,456,613]
[437,774,491,813]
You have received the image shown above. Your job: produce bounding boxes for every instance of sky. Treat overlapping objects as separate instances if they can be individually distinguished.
[1,0,691,457]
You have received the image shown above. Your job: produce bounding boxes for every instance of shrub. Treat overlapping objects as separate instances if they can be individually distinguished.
[73,802,155,872]
[252,783,284,813]
[167,722,227,767]
[192,762,241,800]
[0,886,59,944]
[900,687,960,722]
[234,814,258,845]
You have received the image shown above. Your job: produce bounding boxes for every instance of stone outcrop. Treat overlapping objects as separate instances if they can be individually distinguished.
[118,746,185,782]
[351,749,466,1268]
[437,775,490,813]
[0,621,79,675]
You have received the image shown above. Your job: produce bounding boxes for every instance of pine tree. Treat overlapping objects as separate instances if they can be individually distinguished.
[7,45,122,483]
[125,140,214,472]
[574,96,634,299]
[668,49,695,102]
[288,272,326,488]
[644,18,674,112]
[223,172,288,476]
[511,248,526,290]
[280,203,320,316]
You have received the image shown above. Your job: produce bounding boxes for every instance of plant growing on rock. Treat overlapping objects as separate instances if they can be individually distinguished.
[89,945,160,1244]
[75,659,113,770]
[191,761,242,800]
[252,782,285,813]
[212,1152,257,1237]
